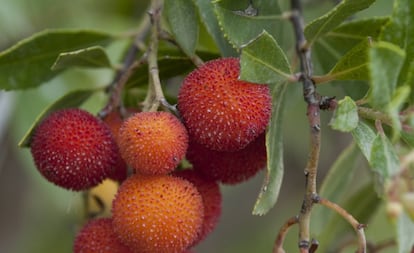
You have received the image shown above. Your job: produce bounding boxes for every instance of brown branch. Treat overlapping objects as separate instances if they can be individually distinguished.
[142,0,169,112]
[289,0,321,251]
[273,216,299,253]
[317,197,367,253]
[99,16,151,118]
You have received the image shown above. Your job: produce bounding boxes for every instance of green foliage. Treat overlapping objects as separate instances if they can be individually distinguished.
[314,143,361,234]
[164,0,199,56]
[368,41,405,109]
[125,49,219,87]
[313,17,388,73]
[240,31,291,85]
[214,0,283,48]
[330,96,359,132]
[305,0,376,46]
[318,38,370,83]
[4,0,414,252]
[380,0,414,89]
[0,30,113,90]
[252,83,287,215]
[51,46,113,70]
[397,212,414,253]
[192,0,236,56]
[352,121,376,160]
[370,132,400,184]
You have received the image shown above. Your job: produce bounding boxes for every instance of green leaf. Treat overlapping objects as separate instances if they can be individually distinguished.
[214,0,283,49]
[401,131,414,148]
[351,121,376,161]
[318,182,380,252]
[397,212,414,253]
[165,0,199,56]
[0,29,113,90]
[407,61,414,102]
[125,49,219,87]
[368,41,405,109]
[305,0,376,46]
[315,38,371,84]
[330,96,359,132]
[388,86,411,140]
[381,0,414,96]
[370,133,400,183]
[18,89,100,148]
[240,31,291,85]
[192,0,236,56]
[51,46,112,70]
[314,17,389,73]
[252,82,287,215]
[313,143,361,235]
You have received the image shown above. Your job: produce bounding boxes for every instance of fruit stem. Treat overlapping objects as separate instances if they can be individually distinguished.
[142,0,169,112]
[99,16,151,118]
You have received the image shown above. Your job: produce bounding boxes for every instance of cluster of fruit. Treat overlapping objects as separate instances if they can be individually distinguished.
[29,58,271,253]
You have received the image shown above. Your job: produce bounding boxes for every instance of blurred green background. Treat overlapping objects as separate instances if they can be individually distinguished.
[0,0,395,253]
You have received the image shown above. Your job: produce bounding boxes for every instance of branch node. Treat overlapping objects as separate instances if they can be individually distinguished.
[309,239,319,253]
[311,193,320,203]
[320,96,337,111]
[299,240,310,249]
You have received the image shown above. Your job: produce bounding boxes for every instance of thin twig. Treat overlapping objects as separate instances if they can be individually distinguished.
[142,0,170,112]
[273,216,299,253]
[99,16,151,118]
[317,197,367,253]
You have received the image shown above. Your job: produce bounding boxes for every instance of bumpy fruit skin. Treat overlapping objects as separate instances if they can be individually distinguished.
[118,111,188,175]
[74,218,132,253]
[30,108,118,191]
[187,133,266,184]
[112,174,204,253]
[173,169,222,245]
[102,110,129,182]
[177,57,271,151]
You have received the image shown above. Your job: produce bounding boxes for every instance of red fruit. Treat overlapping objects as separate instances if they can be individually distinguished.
[112,174,204,253]
[30,108,118,191]
[74,218,132,253]
[118,111,188,175]
[173,169,222,245]
[177,57,271,151]
[187,133,266,184]
[102,110,129,182]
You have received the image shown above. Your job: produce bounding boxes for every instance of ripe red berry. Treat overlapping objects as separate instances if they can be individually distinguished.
[118,111,188,175]
[187,133,266,184]
[177,57,271,151]
[173,169,222,245]
[102,110,129,182]
[74,218,132,253]
[112,174,204,253]
[30,108,118,191]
